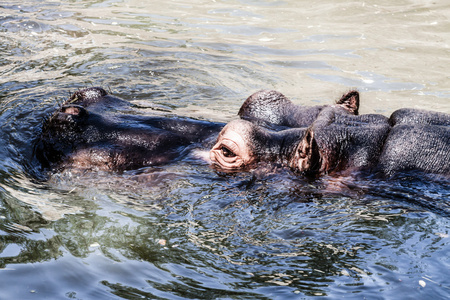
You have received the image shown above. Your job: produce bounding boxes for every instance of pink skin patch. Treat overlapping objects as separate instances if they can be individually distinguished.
[63,106,81,115]
[210,121,255,170]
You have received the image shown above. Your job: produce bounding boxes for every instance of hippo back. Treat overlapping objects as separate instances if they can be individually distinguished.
[380,108,450,176]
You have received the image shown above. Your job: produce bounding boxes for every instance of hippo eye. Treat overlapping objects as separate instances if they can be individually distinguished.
[221,146,236,158]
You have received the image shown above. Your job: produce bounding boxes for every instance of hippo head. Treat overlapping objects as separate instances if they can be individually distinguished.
[211,90,361,171]
[36,102,97,169]
[37,87,224,173]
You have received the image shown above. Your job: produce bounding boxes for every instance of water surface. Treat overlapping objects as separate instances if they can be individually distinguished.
[0,0,449,299]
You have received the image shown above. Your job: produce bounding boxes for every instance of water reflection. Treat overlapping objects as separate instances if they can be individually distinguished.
[1,161,450,298]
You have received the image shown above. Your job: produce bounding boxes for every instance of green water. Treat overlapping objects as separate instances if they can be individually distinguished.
[0,0,449,299]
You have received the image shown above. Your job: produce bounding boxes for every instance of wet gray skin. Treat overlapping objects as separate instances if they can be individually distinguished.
[211,90,360,170]
[238,89,360,128]
[36,87,224,172]
[289,107,450,176]
[216,90,450,177]
[38,87,358,173]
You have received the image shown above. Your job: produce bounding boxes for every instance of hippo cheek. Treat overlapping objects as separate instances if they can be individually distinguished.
[210,130,254,170]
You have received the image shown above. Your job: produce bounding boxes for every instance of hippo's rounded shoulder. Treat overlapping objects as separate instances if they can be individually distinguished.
[390,108,450,126]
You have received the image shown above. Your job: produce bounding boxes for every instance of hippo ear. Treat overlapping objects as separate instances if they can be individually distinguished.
[336,90,359,115]
[61,105,88,117]
[292,129,321,173]
[298,130,314,159]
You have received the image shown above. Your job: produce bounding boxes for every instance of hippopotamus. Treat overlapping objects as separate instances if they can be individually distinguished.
[35,87,350,173]
[35,87,223,172]
[36,87,449,178]
[210,90,360,169]
[211,94,450,177]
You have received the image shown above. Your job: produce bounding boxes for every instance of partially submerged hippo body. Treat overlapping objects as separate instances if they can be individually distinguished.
[36,87,450,178]
[210,90,360,169]
[289,107,450,176]
[212,91,450,176]
[36,87,352,173]
[35,87,223,172]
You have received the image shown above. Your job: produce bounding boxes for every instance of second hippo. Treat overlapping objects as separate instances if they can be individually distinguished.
[212,96,450,176]
[35,87,223,172]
